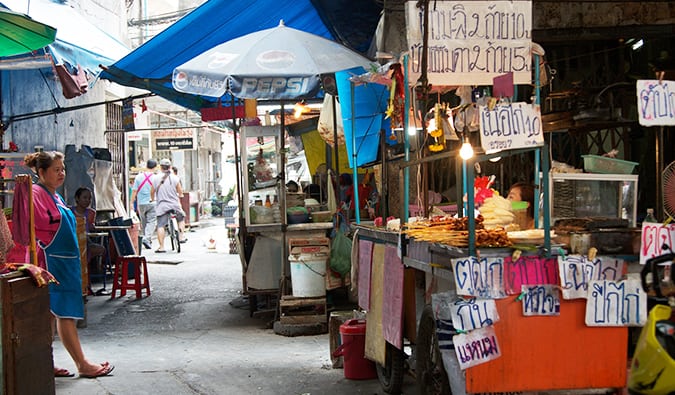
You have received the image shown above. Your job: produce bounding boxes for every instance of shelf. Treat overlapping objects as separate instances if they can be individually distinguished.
[248,184,278,193]
[245,223,283,232]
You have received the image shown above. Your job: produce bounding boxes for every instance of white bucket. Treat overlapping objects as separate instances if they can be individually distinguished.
[289,253,327,297]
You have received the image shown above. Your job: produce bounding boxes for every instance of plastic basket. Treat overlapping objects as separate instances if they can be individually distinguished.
[222,205,237,218]
[582,155,638,174]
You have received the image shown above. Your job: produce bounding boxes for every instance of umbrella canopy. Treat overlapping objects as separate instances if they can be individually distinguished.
[172,20,373,100]
[0,7,56,57]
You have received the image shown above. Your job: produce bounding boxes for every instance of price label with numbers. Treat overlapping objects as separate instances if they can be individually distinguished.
[479,102,544,152]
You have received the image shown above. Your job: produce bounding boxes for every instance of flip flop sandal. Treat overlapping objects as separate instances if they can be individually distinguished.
[155,249,166,253]
[80,364,115,379]
[55,367,75,377]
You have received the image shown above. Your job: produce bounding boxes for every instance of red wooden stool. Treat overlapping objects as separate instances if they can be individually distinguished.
[110,256,150,299]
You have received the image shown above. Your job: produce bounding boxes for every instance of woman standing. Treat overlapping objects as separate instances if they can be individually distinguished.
[24,151,114,378]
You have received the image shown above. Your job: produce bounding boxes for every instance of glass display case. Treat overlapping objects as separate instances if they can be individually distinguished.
[240,125,283,228]
[549,172,638,226]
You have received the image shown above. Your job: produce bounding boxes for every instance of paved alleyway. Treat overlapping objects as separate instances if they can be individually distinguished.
[53,216,418,395]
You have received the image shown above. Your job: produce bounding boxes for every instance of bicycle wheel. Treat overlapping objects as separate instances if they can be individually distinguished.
[167,220,176,252]
[171,217,181,253]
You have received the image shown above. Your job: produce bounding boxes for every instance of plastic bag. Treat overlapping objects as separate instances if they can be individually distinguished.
[329,211,352,276]
[330,230,352,276]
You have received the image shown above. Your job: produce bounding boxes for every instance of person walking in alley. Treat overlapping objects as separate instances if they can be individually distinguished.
[24,151,114,379]
[131,159,158,250]
[151,158,187,253]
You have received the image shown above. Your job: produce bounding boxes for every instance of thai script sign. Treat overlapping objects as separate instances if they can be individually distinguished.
[640,222,675,265]
[637,79,675,126]
[449,297,499,331]
[585,279,647,326]
[451,256,506,298]
[172,70,227,97]
[521,285,560,316]
[126,132,143,142]
[152,128,196,151]
[406,1,533,86]
[478,102,543,151]
[453,325,501,369]
[503,255,558,295]
[558,255,625,299]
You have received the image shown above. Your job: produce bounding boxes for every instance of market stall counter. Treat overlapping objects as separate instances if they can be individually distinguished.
[354,220,635,394]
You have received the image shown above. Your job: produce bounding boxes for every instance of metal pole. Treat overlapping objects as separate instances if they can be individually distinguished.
[231,96,244,228]
[280,101,288,296]
[332,94,339,173]
[656,126,664,220]
[351,81,360,223]
[403,54,410,222]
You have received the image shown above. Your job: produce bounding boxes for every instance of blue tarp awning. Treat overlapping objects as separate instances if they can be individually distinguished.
[99,0,381,111]
[0,0,129,77]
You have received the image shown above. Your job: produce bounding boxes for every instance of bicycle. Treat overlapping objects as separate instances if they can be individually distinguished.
[165,209,181,253]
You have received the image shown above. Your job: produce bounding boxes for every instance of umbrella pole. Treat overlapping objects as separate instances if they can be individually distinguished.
[280,101,288,298]
[230,97,246,291]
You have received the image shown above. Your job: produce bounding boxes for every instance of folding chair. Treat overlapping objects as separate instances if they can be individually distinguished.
[107,217,150,299]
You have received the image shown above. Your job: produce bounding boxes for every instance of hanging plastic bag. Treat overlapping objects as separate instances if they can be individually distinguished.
[329,212,352,276]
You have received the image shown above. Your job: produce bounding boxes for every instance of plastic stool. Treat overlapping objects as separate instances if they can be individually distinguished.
[110,256,151,299]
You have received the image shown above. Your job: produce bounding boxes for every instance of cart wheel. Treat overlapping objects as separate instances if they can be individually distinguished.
[376,341,405,394]
[417,305,451,395]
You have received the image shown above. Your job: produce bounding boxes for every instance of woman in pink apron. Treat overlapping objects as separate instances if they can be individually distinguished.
[25,151,114,379]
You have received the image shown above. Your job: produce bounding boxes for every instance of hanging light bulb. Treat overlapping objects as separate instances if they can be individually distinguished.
[459,134,474,160]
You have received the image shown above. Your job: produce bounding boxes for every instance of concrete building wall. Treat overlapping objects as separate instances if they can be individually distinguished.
[3,67,108,153]
[1,0,129,153]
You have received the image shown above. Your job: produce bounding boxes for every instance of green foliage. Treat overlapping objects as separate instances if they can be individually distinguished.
[225,186,235,203]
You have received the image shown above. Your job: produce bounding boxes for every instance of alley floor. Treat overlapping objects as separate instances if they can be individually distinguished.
[52,216,418,395]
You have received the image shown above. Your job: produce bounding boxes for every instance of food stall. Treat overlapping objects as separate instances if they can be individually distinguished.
[355,145,641,394]
[343,1,644,388]
[236,124,335,324]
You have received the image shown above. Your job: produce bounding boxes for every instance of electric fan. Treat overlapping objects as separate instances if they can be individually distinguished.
[663,160,675,221]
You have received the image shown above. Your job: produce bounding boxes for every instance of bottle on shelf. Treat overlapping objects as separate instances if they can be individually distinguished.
[264,195,272,208]
[644,208,658,223]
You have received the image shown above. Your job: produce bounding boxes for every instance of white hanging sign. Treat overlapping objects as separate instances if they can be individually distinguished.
[558,255,625,299]
[478,102,543,151]
[640,222,675,265]
[405,1,533,86]
[585,279,647,327]
[521,285,560,316]
[453,325,501,369]
[637,80,675,126]
[451,256,507,299]
[449,297,500,331]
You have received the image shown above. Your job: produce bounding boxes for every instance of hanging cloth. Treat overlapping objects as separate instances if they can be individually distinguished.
[11,176,31,246]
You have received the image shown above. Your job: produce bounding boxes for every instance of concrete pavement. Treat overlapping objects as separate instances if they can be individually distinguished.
[53,216,419,395]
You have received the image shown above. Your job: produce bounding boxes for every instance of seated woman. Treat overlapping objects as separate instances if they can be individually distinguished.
[70,187,106,286]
